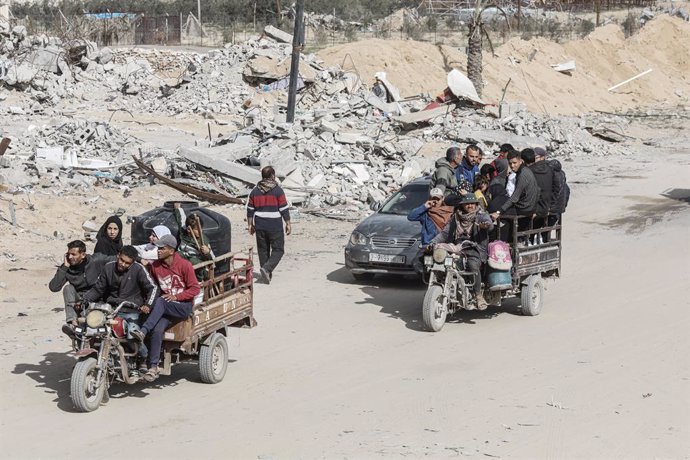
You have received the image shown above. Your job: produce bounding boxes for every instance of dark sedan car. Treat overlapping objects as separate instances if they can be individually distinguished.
[344,176,431,281]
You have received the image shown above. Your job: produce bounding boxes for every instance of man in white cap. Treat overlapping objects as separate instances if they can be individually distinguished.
[407,187,454,245]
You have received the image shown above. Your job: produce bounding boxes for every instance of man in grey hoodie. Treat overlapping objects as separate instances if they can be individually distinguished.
[430,147,462,196]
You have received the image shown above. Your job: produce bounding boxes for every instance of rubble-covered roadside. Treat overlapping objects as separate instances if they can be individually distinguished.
[0,24,640,211]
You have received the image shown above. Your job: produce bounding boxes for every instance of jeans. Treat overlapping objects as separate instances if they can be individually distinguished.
[464,254,482,294]
[141,297,193,367]
[118,311,148,359]
[255,229,285,275]
[62,285,84,323]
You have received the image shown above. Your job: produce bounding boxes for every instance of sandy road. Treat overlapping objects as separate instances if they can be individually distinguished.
[0,143,688,459]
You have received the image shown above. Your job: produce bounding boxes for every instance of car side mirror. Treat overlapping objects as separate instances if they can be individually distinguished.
[369,200,382,212]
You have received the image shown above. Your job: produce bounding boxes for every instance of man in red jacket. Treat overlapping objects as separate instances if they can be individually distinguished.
[132,234,200,382]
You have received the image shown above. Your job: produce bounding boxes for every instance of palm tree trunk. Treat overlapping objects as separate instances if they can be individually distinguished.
[467,22,483,98]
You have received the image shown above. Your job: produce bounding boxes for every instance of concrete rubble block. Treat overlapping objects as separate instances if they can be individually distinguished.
[367,187,386,204]
[499,101,527,119]
[11,25,27,40]
[82,219,100,232]
[28,45,61,73]
[35,146,65,170]
[282,167,308,204]
[392,105,452,126]
[178,146,261,185]
[335,131,372,145]
[150,157,168,174]
[450,128,546,151]
[74,125,95,145]
[307,173,325,188]
[346,163,370,182]
[319,119,340,134]
[4,63,36,86]
[98,47,113,64]
[263,25,293,43]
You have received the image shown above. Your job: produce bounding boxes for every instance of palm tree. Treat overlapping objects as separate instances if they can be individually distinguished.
[466,1,511,99]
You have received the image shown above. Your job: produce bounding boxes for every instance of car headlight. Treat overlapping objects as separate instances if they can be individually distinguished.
[86,309,106,328]
[432,248,448,264]
[349,231,367,246]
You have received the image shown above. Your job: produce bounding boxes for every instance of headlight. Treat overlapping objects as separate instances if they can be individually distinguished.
[444,257,453,267]
[86,310,106,328]
[349,231,367,246]
[432,248,448,264]
[424,255,433,266]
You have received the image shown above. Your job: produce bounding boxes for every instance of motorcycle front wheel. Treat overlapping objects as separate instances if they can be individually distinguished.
[422,284,447,332]
[70,357,106,412]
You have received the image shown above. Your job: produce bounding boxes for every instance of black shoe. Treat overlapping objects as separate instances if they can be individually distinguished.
[260,268,272,285]
[61,323,76,339]
[130,329,145,342]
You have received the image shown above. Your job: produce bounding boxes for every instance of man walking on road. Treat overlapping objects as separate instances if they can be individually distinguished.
[246,166,291,284]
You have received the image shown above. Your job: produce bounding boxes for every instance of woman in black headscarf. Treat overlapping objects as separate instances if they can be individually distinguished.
[94,215,123,256]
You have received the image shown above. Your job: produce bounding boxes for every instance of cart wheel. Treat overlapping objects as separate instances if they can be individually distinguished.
[521,275,544,316]
[422,284,447,332]
[199,333,229,384]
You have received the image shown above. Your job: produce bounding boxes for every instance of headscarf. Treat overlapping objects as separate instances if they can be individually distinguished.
[455,208,478,240]
[428,204,454,232]
[94,215,123,256]
[151,225,171,239]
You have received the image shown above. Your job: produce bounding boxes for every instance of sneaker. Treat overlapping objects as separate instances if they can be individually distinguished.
[476,294,488,310]
[260,267,272,285]
[142,366,160,382]
[130,329,145,343]
[61,323,76,339]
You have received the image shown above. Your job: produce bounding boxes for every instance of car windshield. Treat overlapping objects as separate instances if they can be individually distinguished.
[379,184,429,215]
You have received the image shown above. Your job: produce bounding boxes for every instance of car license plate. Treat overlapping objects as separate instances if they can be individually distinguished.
[369,253,405,264]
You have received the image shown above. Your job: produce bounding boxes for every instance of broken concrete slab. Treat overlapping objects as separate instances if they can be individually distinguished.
[449,128,547,150]
[178,146,261,185]
[392,105,452,126]
[263,25,293,43]
[28,46,61,73]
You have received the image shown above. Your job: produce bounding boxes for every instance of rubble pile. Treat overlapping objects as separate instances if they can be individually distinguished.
[0,23,646,209]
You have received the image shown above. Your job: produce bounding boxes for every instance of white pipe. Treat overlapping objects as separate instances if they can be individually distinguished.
[608,69,653,92]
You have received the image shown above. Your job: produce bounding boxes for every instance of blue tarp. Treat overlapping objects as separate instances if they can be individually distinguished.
[83,13,138,20]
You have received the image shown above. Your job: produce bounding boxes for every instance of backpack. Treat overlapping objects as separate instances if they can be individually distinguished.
[487,240,512,270]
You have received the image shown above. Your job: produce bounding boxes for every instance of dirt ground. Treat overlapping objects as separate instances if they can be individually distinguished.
[0,113,688,458]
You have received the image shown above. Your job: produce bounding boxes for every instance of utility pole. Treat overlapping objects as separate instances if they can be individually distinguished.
[286,0,304,123]
[197,0,202,45]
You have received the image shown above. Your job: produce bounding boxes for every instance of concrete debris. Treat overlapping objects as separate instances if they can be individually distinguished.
[0,26,642,208]
[263,25,293,44]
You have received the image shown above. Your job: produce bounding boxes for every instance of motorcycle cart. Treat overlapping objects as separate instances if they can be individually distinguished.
[70,249,256,412]
[422,215,561,332]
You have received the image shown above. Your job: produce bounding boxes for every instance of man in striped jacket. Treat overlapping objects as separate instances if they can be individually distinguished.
[246,166,291,284]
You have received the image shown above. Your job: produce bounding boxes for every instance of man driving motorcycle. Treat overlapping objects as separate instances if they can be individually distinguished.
[428,194,494,309]
[81,245,159,370]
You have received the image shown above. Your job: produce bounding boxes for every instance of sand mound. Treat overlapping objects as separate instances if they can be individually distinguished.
[317,39,468,97]
[317,15,690,115]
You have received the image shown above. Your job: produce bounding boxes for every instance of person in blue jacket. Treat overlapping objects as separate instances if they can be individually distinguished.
[407,188,454,245]
[454,144,482,192]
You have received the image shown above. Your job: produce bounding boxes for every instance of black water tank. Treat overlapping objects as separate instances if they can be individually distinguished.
[130,201,232,263]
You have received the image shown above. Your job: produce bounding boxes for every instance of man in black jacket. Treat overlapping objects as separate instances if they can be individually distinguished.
[523,148,554,236]
[49,240,112,334]
[82,245,159,312]
[490,150,539,241]
[81,245,158,363]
